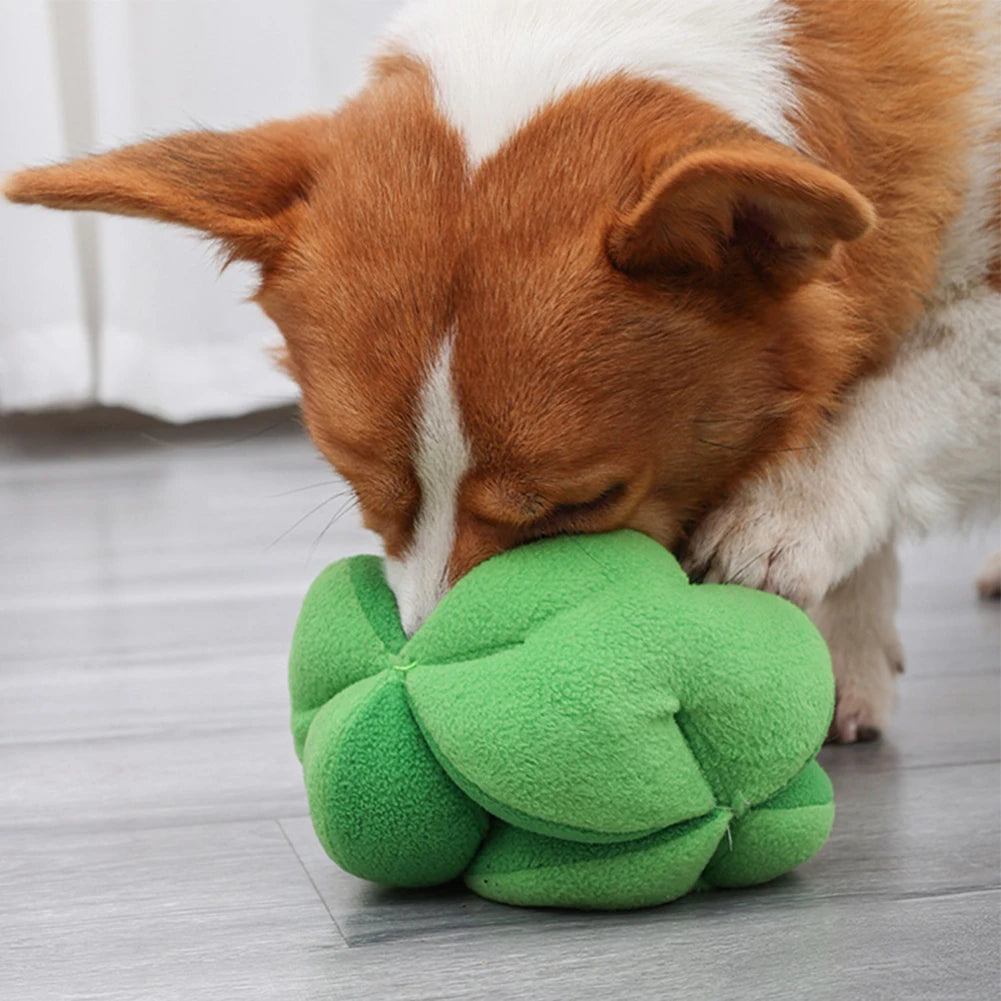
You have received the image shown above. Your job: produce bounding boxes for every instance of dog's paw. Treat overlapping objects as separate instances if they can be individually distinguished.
[827,639,902,743]
[828,678,896,743]
[976,550,1001,600]
[684,491,849,609]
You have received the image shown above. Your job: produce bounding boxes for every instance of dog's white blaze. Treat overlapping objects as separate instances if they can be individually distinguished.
[385,338,471,637]
[381,0,802,164]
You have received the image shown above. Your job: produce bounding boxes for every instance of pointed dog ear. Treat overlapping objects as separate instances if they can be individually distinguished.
[607,144,875,291]
[3,114,335,263]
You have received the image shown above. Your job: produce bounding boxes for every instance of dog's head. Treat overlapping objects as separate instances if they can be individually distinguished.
[5,58,873,633]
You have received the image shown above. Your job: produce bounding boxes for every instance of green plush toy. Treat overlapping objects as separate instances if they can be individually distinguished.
[289,530,835,910]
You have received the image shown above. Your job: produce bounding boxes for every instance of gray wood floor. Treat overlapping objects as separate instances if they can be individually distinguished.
[1,412,998,1001]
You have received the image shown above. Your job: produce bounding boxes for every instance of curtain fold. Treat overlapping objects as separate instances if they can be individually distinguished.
[0,0,92,411]
[0,0,402,422]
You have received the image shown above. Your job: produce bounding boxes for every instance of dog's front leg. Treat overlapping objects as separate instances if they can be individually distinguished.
[681,417,897,610]
[684,288,1001,609]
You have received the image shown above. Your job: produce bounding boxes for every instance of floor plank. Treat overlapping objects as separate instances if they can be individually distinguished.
[0,726,305,834]
[1,820,344,1001]
[294,890,1000,1001]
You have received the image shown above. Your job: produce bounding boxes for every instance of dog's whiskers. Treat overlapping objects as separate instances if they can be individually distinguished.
[307,496,362,564]
[268,480,349,499]
[140,413,297,450]
[267,492,345,550]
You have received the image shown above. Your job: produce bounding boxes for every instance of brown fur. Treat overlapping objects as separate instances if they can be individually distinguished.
[786,0,994,356]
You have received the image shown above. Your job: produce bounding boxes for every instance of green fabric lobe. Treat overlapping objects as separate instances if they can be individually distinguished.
[466,811,733,910]
[289,556,405,757]
[302,672,488,887]
[405,610,715,840]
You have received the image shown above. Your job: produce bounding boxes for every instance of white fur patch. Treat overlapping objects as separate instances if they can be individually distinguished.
[385,337,471,637]
[932,0,1001,301]
[381,0,801,164]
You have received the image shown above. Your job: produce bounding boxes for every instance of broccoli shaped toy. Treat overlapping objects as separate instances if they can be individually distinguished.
[289,529,835,909]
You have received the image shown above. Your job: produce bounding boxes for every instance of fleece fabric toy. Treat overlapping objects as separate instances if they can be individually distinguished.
[289,530,835,910]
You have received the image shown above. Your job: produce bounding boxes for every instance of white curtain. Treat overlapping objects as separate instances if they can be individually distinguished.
[0,0,402,422]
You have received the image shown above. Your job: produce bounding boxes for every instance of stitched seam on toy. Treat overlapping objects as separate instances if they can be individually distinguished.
[408,639,526,668]
[672,708,813,820]
[306,669,397,761]
[418,585,622,663]
[672,707,734,818]
[402,682,704,844]
[757,761,832,811]
[472,810,731,877]
[348,557,406,654]
[404,588,617,666]
[303,670,399,853]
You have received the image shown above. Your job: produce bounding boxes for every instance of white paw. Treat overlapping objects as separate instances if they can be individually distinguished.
[826,633,903,743]
[828,671,898,743]
[684,494,849,609]
[976,550,1001,600]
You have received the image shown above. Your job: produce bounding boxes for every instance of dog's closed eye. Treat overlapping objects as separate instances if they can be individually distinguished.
[535,482,628,533]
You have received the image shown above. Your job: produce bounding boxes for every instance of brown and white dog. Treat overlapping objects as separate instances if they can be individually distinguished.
[5,0,999,741]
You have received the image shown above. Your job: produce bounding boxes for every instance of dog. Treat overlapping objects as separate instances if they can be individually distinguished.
[5,0,999,742]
